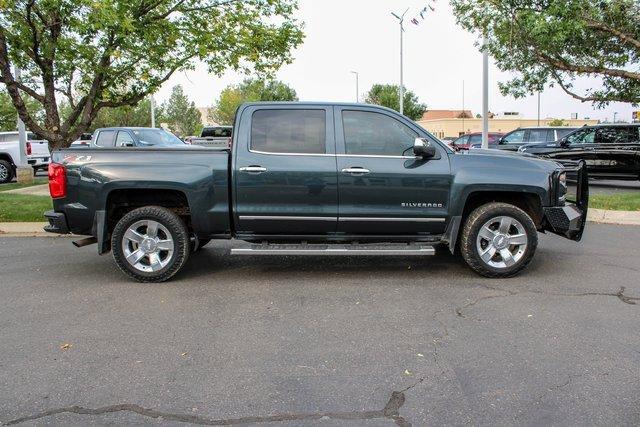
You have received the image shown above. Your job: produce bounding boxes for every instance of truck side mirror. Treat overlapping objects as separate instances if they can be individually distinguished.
[414,138,436,158]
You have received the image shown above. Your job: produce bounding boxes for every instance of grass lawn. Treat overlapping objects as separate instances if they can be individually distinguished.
[0,194,52,222]
[0,178,48,193]
[589,193,640,211]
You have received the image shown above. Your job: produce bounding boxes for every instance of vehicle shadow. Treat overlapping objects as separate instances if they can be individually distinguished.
[177,243,476,282]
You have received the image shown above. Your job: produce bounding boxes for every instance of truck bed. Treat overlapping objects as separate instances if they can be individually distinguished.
[51,147,232,240]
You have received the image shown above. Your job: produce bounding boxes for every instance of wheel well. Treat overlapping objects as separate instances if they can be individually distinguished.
[105,189,191,234]
[462,191,544,228]
[0,153,16,166]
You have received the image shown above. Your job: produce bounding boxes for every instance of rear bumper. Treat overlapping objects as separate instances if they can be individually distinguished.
[43,210,69,234]
[543,160,589,241]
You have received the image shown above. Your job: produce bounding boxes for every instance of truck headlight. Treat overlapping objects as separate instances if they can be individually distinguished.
[557,171,567,204]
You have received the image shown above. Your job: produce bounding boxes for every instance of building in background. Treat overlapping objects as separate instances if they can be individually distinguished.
[418,110,599,139]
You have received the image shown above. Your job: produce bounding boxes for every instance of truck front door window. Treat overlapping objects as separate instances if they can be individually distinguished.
[342,111,417,156]
[251,109,326,154]
[503,130,525,144]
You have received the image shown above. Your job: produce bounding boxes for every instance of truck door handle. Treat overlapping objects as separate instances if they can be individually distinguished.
[342,167,370,174]
[239,166,267,173]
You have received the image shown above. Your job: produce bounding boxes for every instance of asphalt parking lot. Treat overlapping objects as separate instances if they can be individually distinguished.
[1,224,639,426]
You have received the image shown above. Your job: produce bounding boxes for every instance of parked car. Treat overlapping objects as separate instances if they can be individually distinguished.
[478,127,579,151]
[519,124,640,180]
[450,132,503,150]
[91,127,187,148]
[45,102,588,282]
[0,131,50,183]
[70,133,93,148]
[188,126,232,149]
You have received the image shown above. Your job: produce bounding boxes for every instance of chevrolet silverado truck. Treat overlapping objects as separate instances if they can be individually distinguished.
[44,103,588,282]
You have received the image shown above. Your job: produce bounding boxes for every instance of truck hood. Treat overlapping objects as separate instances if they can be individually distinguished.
[455,147,562,172]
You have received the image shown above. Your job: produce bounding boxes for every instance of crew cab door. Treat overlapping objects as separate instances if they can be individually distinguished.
[233,105,338,234]
[334,106,451,235]
[591,126,640,179]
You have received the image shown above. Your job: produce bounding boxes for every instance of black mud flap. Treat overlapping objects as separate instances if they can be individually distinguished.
[543,160,589,241]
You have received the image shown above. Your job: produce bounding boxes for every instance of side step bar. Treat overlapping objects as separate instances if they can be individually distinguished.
[231,244,435,256]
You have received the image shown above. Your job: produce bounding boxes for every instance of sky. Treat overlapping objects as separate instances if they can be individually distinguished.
[155,0,635,123]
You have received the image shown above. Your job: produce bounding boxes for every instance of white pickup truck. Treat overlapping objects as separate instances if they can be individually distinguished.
[0,131,50,183]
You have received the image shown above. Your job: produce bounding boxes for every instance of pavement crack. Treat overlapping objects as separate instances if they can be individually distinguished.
[456,286,638,319]
[4,389,417,426]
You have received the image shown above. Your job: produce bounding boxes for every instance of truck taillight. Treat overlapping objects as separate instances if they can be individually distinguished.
[26,142,32,156]
[48,163,66,199]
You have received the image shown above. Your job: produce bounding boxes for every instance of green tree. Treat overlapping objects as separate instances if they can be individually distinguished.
[210,78,298,125]
[364,84,426,120]
[0,89,43,131]
[547,118,567,126]
[89,98,155,130]
[451,0,640,106]
[161,85,202,137]
[0,0,304,148]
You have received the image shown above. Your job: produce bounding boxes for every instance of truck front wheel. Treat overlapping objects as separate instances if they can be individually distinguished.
[460,202,538,278]
[111,206,191,283]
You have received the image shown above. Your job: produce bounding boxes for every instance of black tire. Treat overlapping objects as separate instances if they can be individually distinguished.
[0,160,14,184]
[111,206,190,283]
[460,202,538,278]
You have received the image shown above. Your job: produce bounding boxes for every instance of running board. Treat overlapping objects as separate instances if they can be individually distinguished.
[231,243,435,256]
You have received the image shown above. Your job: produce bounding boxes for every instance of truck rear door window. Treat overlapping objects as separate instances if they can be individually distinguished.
[342,111,417,156]
[202,127,232,138]
[95,130,116,147]
[251,109,326,154]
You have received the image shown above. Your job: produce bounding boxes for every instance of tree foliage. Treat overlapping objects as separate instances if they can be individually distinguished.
[364,84,426,121]
[451,0,640,106]
[210,78,298,124]
[0,0,304,148]
[88,98,154,130]
[0,89,43,131]
[161,85,202,137]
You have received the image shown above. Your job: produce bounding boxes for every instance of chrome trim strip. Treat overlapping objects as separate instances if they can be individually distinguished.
[240,216,337,221]
[231,247,436,256]
[248,149,334,157]
[337,154,419,159]
[247,149,418,159]
[338,217,446,223]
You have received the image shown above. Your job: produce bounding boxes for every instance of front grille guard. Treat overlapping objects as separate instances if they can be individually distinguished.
[547,160,589,241]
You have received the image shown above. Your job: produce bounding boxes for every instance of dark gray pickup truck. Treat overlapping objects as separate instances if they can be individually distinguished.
[45,102,588,282]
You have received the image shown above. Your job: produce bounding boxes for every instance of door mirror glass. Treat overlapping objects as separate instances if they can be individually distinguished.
[414,138,436,158]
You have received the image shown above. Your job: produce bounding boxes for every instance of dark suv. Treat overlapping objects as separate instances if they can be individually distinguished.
[519,124,640,180]
[479,127,578,151]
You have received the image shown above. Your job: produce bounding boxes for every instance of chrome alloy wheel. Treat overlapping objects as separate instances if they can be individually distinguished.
[476,216,528,269]
[0,163,8,181]
[122,220,175,272]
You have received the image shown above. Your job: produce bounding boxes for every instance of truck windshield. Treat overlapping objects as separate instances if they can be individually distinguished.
[132,129,184,146]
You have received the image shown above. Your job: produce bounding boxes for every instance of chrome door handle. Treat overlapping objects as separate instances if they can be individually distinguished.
[239,166,267,173]
[341,167,370,174]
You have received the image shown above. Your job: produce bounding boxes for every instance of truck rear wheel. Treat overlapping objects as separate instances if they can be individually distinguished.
[111,206,190,283]
[460,202,538,278]
[0,160,14,184]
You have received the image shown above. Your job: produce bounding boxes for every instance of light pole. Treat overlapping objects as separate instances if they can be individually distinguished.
[481,36,489,149]
[14,65,32,183]
[150,96,156,128]
[537,91,541,126]
[350,71,359,103]
[391,8,409,116]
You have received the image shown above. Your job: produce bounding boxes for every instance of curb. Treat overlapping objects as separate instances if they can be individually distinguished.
[586,208,640,226]
[2,210,640,237]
